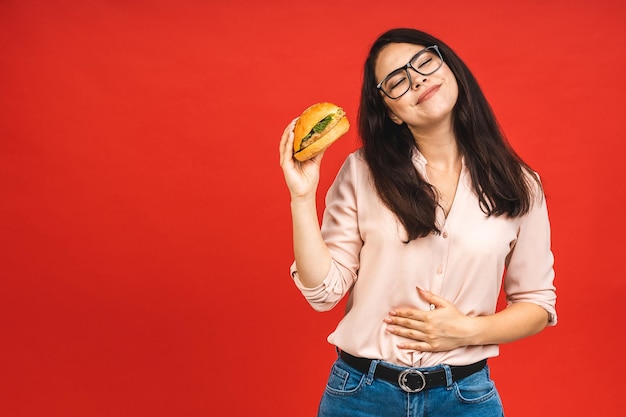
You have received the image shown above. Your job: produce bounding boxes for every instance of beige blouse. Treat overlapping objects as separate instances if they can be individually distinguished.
[291,149,557,367]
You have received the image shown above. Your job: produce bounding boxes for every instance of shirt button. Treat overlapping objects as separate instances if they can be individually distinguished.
[436,266,443,274]
[442,232,448,239]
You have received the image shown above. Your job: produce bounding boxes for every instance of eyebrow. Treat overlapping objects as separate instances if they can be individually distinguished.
[380,51,419,82]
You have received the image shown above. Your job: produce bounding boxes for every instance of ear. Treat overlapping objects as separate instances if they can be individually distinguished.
[388,110,404,125]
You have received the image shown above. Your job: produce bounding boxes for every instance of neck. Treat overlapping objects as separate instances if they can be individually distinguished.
[410,125,461,171]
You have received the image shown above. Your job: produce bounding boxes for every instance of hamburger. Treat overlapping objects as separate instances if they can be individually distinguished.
[292,102,349,161]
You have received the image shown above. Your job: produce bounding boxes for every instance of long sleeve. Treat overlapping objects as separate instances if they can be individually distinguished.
[290,153,363,311]
[504,188,557,325]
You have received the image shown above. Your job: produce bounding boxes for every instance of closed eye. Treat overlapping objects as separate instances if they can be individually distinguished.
[390,77,408,89]
[417,57,433,69]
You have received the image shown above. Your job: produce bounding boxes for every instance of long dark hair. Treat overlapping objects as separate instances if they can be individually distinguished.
[358,28,540,241]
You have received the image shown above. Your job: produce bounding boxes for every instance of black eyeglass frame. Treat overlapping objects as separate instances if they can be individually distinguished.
[376,45,444,100]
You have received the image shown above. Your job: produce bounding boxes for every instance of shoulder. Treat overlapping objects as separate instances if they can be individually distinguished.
[337,147,369,175]
[328,148,371,191]
[347,147,366,164]
[521,166,545,203]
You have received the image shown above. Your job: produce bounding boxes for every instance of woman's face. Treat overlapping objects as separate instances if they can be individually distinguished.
[375,43,459,131]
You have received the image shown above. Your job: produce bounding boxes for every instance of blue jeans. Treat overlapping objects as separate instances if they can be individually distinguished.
[317,354,504,417]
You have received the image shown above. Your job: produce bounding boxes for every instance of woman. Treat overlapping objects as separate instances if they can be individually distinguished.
[278,28,556,417]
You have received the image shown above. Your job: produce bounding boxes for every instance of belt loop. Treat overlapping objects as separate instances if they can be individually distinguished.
[365,359,378,385]
[442,364,454,388]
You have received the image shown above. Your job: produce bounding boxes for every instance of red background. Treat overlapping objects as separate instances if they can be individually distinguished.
[1,0,625,415]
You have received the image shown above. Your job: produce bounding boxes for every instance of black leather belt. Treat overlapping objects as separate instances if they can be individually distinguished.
[339,350,487,393]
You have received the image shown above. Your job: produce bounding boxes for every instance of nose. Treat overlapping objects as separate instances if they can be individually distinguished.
[412,75,428,90]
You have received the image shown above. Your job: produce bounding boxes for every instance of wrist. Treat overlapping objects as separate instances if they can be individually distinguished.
[290,194,317,206]
[462,316,484,347]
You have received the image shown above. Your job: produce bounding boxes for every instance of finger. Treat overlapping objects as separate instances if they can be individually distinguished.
[388,326,441,351]
[417,287,451,309]
[308,148,326,164]
[279,119,297,154]
[279,118,298,165]
[397,341,436,352]
[386,326,441,352]
[385,316,427,334]
[388,308,429,322]
[386,324,426,341]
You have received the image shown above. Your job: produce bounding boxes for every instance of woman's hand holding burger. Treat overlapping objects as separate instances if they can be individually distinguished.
[279,102,350,200]
[279,117,324,201]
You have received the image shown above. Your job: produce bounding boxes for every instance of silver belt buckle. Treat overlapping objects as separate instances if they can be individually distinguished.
[398,369,426,393]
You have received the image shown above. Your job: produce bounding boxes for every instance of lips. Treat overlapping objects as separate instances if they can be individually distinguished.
[417,85,441,104]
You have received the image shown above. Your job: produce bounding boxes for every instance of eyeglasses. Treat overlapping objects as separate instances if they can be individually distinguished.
[376,45,443,100]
